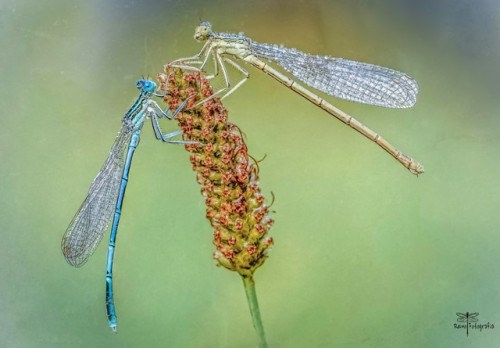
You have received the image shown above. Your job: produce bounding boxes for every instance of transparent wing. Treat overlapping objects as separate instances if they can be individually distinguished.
[61,124,132,267]
[250,42,418,108]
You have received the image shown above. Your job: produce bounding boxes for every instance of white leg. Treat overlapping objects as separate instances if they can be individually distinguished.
[220,57,249,100]
[203,51,219,79]
[169,43,214,71]
[148,97,190,120]
[167,41,210,67]
[190,52,231,108]
[149,112,199,145]
[149,109,178,141]
[169,61,203,70]
[168,50,249,108]
[191,55,250,107]
[172,50,216,79]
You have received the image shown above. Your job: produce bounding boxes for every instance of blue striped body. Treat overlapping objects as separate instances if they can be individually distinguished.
[61,79,185,333]
[105,80,154,332]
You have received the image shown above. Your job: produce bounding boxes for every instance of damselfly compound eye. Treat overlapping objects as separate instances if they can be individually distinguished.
[143,80,155,92]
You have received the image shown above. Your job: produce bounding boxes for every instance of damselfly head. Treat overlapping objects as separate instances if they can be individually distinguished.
[194,21,212,42]
[136,79,156,93]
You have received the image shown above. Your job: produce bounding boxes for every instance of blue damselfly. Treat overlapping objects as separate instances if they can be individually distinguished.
[62,79,188,332]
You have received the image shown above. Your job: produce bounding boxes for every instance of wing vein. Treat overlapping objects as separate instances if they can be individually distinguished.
[61,124,133,267]
[250,42,418,108]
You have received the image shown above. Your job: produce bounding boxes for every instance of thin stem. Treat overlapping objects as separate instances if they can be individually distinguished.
[242,275,268,348]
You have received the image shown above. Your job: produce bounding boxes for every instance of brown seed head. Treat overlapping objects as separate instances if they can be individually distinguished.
[158,67,274,277]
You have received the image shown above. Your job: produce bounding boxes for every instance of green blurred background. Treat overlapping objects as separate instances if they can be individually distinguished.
[1,0,499,347]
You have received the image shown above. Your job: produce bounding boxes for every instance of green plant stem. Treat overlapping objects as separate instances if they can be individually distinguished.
[242,275,268,348]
